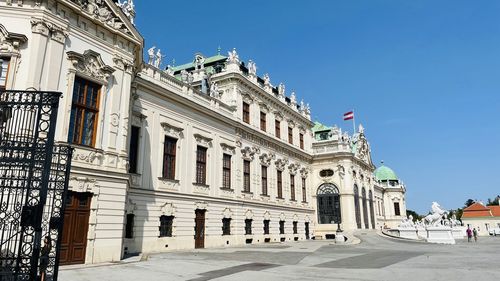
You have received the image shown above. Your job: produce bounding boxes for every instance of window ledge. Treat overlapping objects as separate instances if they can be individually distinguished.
[193,182,209,188]
[276,197,285,200]
[301,201,308,204]
[290,199,297,202]
[158,177,179,183]
[220,187,234,192]
[260,194,270,197]
[241,191,253,195]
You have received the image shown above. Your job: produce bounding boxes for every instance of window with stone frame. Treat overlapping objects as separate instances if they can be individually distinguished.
[261,165,268,196]
[394,202,401,216]
[222,218,231,235]
[263,219,270,235]
[293,221,298,234]
[222,153,231,189]
[125,213,134,239]
[243,160,251,192]
[260,111,266,131]
[299,133,304,149]
[279,220,285,234]
[302,177,307,203]
[245,219,253,235]
[277,170,283,198]
[159,215,174,237]
[290,174,295,201]
[242,102,250,124]
[288,126,293,145]
[195,146,207,185]
[0,58,10,91]
[129,126,140,173]
[162,136,177,180]
[275,119,281,139]
[68,76,101,147]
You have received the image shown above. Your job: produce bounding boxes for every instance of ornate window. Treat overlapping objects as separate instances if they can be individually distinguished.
[317,184,341,224]
[0,58,10,91]
[320,169,334,177]
[125,213,134,239]
[263,219,270,234]
[293,221,298,234]
[288,126,293,145]
[394,202,401,216]
[222,154,231,189]
[290,175,295,201]
[277,170,283,198]
[243,160,251,192]
[354,185,361,228]
[279,220,285,234]
[222,218,231,235]
[362,187,369,229]
[195,146,207,184]
[299,133,304,149]
[162,136,177,179]
[275,119,281,138]
[261,165,268,196]
[68,77,101,147]
[302,178,307,203]
[245,219,252,235]
[242,102,250,124]
[260,111,266,131]
[129,126,140,173]
[159,215,174,237]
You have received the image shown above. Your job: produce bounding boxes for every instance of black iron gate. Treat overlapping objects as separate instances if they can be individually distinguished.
[0,90,73,281]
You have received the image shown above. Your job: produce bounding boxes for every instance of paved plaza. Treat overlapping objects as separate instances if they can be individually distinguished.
[60,232,500,281]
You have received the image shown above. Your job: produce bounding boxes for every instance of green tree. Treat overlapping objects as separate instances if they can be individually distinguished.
[486,196,499,206]
[464,199,475,208]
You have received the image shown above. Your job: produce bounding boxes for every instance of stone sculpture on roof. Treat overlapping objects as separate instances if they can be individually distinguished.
[278,83,285,98]
[248,60,257,76]
[147,46,155,65]
[227,48,240,64]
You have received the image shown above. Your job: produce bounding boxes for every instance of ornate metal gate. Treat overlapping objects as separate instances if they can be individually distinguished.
[0,90,73,281]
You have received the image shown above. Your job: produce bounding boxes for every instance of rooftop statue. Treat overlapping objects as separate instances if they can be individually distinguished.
[147,46,156,65]
[358,123,365,134]
[247,60,257,76]
[194,54,205,70]
[210,82,220,98]
[180,70,188,83]
[116,0,136,24]
[227,48,240,64]
[278,83,285,97]
[154,49,163,68]
[263,73,271,85]
[424,202,448,227]
[165,65,174,76]
[290,91,297,106]
[299,100,305,112]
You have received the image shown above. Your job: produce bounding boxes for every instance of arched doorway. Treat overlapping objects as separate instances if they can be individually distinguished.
[354,185,361,229]
[317,184,341,224]
[362,187,369,229]
[369,190,375,229]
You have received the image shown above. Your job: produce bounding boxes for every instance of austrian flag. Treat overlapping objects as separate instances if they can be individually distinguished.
[343,111,354,121]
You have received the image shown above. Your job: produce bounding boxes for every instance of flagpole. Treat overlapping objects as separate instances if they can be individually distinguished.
[352,109,356,135]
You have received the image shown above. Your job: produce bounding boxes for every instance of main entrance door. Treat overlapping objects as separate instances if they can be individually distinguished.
[194,209,206,249]
[59,191,92,265]
[317,183,342,224]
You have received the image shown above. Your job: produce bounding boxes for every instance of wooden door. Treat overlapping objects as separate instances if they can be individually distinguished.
[194,209,205,249]
[60,191,91,265]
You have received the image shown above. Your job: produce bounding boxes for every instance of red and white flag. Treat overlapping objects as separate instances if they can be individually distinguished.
[343,111,354,121]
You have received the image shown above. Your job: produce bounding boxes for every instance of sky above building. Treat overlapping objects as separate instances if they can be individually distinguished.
[134,0,500,214]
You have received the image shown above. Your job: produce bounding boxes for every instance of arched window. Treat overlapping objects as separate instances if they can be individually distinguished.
[369,190,375,229]
[362,187,369,229]
[354,185,361,229]
[317,184,341,224]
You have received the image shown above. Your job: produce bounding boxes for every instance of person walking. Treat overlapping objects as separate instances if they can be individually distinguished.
[466,227,472,242]
[473,228,478,242]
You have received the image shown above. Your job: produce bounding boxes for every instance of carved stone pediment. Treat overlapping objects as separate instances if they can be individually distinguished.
[245,209,254,219]
[161,202,175,216]
[161,122,184,139]
[259,152,275,167]
[69,176,97,193]
[194,133,213,147]
[274,111,284,121]
[274,158,289,171]
[287,119,296,128]
[220,143,236,155]
[279,212,286,221]
[0,24,28,54]
[259,103,271,113]
[241,93,253,104]
[222,208,233,219]
[67,50,115,82]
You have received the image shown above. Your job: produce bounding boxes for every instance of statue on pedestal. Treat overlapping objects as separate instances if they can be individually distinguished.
[424,202,448,227]
[248,60,257,76]
[227,48,240,64]
[147,46,156,65]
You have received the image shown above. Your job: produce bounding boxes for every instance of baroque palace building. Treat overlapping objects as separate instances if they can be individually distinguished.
[0,0,406,265]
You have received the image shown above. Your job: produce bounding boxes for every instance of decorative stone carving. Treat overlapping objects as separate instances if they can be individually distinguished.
[263,211,271,220]
[67,50,115,82]
[69,0,133,35]
[160,121,184,139]
[293,214,299,221]
[69,176,97,193]
[222,208,232,219]
[274,111,284,122]
[72,149,104,165]
[220,143,236,155]
[259,152,275,167]
[209,82,220,98]
[288,163,299,175]
[423,202,448,227]
[194,53,205,70]
[113,55,133,72]
[247,60,257,76]
[116,0,136,25]
[160,202,175,216]
[110,113,120,127]
[290,91,297,108]
[194,133,213,147]
[245,209,254,219]
[278,83,285,98]
[279,212,286,221]
[147,46,156,65]
[154,48,163,68]
[0,25,27,54]
[126,198,137,214]
[300,167,309,178]
[227,48,240,64]
[241,146,259,161]
[195,201,208,210]
[241,93,253,104]
[274,158,288,171]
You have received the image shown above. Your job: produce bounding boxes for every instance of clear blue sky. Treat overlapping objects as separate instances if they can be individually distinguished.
[135,1,500,214]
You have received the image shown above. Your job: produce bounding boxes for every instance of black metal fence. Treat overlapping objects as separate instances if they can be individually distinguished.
[0,90,73,281]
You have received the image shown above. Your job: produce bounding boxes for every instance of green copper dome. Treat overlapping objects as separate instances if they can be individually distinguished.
[374,165,398,181]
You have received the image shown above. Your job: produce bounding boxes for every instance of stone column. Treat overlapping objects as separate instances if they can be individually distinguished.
[26,19,50,90]
[42,25,68,90]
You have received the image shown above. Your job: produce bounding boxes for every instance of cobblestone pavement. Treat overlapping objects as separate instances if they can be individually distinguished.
[59,232,500,281]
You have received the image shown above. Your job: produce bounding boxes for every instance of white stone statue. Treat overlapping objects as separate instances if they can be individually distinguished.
[290,91,297,106]
[398,215,415,228]
[187,72,194,84]
[194,54,205,70]
[227,48,240,64]
[165,65,174,76]
[154,49,163,68]
[305,103,311,116]
[299,99,305,112]
[247,60,257,76]
[358,124,364,134]
[424,202,448,227]
[147,46,156,65]
[278,83,285,97]
[210,82,220,98]
[263,73,271,86]
[180,69,188,83]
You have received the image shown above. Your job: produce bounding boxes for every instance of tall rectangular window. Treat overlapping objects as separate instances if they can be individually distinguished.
[243,160,251,192]
[242,102,250,124]
[299,133,304,149]
[293,221,298,234]
[0,58,10,91]
[290,175,295,201]
[159,215,174,237]
[261,165,268,196]
[245,219,252,235]
[222,218,231,235]
[288,127,293,145]
[277,170,283,198]
[162,136,177,180]
[260,112,266,131]
[279,220,285,234]
[263,220,270,235]
[129,126,140,173]
[275,119,281,138]
[394,202,401,216]
[222,154,231,189]
[196,146,207,184]
[125,213,134,239]
[302,178,307,203]
[68,77,101,147]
